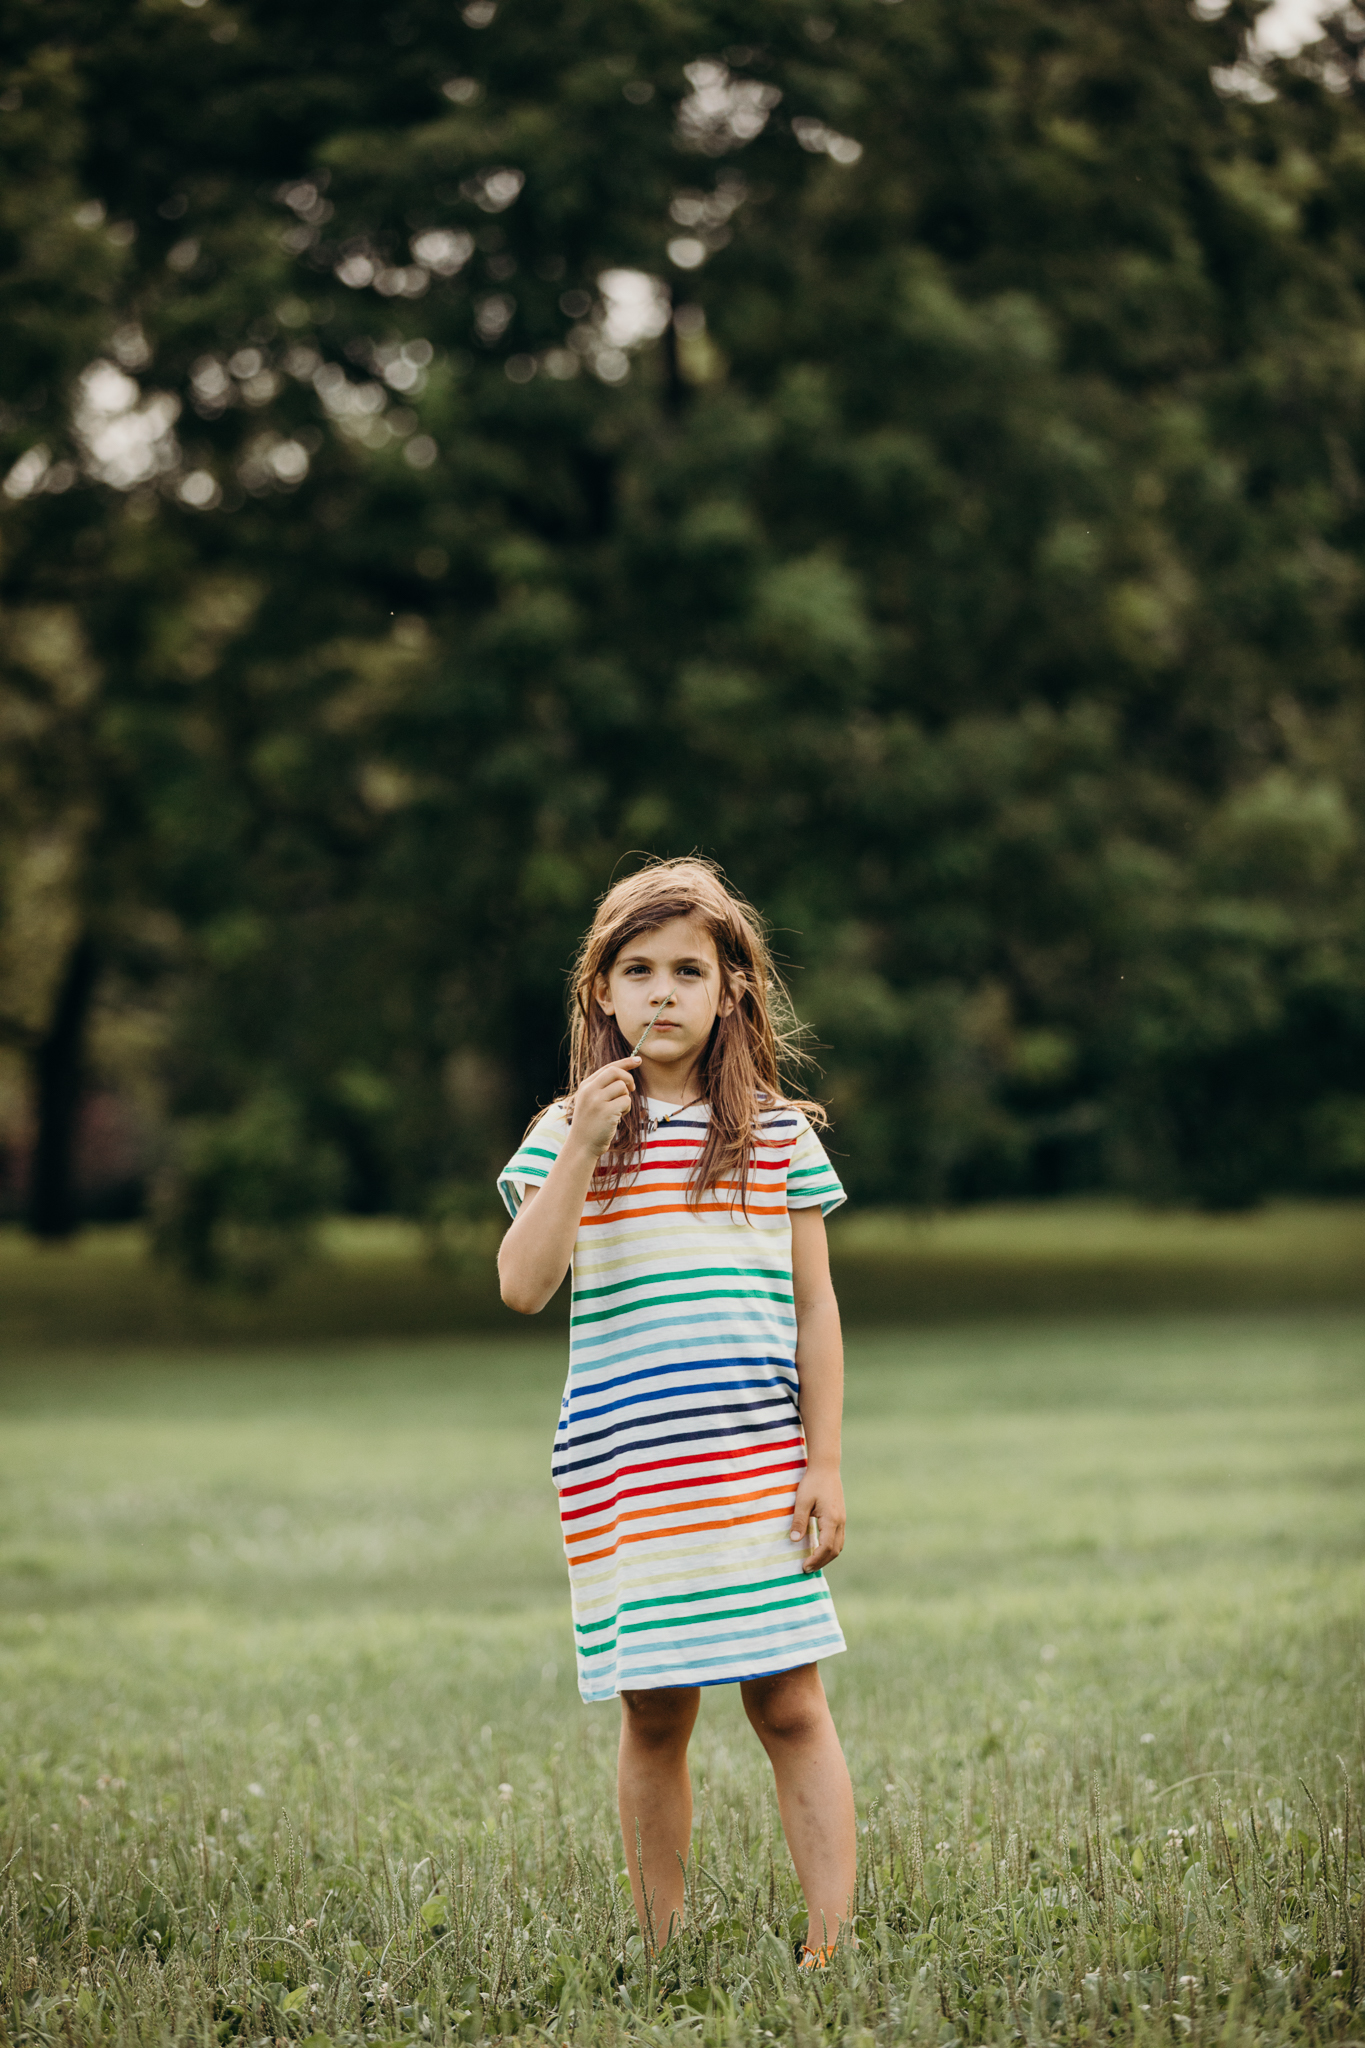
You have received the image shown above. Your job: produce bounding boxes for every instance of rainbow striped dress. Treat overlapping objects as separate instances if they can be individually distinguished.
[498,1098,847,1702]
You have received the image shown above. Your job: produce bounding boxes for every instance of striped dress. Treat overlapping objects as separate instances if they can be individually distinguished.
[498,1098,848,1702]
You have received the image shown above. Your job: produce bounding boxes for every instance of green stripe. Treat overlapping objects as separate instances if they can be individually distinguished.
[579,1588,828,1657]
[571,1286,794,1328]
[576,1571,813,1634]
[573,1264,788,1303]
[515,1145,558,1164]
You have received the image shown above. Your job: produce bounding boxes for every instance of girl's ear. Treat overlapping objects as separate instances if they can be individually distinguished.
[594,971,616,1018]
[720,971,747,1018]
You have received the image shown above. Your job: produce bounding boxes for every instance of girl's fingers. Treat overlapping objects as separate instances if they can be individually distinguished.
[799,1508,844,1572]
[803,1521,844,1572]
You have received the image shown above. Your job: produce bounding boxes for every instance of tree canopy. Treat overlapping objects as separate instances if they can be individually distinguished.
[3,0,1365,1269]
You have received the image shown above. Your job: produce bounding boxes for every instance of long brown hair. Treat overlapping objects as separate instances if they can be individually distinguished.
[562,857,826,1210]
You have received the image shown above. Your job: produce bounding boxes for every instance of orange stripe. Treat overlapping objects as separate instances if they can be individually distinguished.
[567,1502,791,1567]
[564,1479,797,1548]
[580,1201,788,1225]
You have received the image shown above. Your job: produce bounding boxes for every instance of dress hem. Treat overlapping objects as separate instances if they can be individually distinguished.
[579,1638,846,1703]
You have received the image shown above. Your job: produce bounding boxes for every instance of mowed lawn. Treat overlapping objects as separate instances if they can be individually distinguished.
[0,1312,1361,2046]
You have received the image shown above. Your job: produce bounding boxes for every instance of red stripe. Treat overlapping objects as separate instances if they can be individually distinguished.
[558,1455,805,1523]
[581,1196,789,1212]
[558,1435,804,1499]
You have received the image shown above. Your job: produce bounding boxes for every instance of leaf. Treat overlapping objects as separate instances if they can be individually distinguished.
[281,1987,310,2013]
[420,1895,449,1928]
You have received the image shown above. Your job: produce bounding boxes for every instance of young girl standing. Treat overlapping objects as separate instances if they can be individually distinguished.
[496,859,855,1962]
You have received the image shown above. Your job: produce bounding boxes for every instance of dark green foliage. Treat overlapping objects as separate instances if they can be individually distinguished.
[2,0,1365,1262]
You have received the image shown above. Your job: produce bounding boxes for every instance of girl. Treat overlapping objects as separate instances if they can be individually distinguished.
[496,859,855,1963]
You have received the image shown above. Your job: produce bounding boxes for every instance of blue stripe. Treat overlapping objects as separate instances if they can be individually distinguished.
[599,1626,846,1688]
[564,1352,799,1400]
[565,1373,804,1427]
[553,1414,801,1480]
[570,1306,796,1358]
[556,1393,799,1457]
[568,1330,797,1377]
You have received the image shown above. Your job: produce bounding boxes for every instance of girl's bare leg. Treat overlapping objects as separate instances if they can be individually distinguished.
[740,1663,856,1951]
[617,1686,700,1946]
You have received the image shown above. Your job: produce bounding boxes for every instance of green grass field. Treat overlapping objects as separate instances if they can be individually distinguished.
[1,1312,1362,2046]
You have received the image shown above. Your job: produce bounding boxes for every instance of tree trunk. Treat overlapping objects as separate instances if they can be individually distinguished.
[27,932,100,1240]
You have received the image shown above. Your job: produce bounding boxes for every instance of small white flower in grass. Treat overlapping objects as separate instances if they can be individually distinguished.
[247,1782,264,1797]
[1139,1731,1155,1744]
[498,1782,513,1800]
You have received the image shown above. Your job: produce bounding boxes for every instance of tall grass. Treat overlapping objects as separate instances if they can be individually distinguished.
[0,1314,1361,2044]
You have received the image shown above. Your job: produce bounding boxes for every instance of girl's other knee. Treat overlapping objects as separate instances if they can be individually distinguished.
[620,1686,699,1752]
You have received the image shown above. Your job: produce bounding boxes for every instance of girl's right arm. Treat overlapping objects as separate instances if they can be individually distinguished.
[497,1056,642,1314]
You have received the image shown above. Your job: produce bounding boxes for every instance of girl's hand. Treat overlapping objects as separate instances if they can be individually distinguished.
[790,1465,845,1574]
[570,1057,642,1157]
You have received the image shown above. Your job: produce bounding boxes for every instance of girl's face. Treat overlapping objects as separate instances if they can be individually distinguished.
[595,915,739,1073]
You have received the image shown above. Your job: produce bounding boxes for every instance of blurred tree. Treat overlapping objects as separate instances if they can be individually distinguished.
[1,0,1364,1268]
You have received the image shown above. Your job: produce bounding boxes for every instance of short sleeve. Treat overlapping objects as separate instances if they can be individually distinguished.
[786,1114,847,1217]
[497,1104,571,1219]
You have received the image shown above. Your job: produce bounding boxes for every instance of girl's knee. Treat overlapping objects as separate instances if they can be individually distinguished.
[620,1686,699,1748]
[742,1666,827,1745]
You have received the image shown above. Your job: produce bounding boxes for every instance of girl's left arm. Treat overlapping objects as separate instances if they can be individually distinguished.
[788,1204,846,1574]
